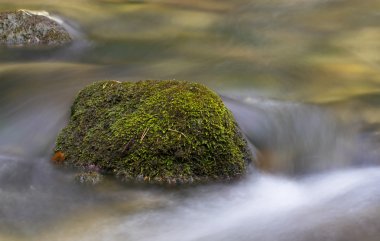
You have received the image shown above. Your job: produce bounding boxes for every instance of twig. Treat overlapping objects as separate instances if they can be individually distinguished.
[168,128,187,139]
[122,138,135,154]
[140,127,150,142]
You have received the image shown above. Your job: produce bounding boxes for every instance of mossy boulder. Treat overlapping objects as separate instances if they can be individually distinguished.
[0,10,71,46]
[55,80,253,184]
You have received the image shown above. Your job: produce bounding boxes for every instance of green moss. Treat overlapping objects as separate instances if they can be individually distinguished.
[55,80,253,184]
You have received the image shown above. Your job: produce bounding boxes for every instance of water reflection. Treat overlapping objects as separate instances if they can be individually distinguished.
[0,0,379,98]
[0,0,380,240]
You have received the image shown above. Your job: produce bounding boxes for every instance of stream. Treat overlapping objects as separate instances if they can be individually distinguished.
[1,0,380,240]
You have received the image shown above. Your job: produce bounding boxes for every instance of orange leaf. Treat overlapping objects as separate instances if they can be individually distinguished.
[52,151,65,164]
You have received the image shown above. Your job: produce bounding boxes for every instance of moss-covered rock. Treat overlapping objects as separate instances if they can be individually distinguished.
[55,80,253,184]
[0,10,71,46]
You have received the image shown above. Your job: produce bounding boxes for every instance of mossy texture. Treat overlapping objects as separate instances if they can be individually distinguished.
[0,10,71,46]
[55,80,252,184]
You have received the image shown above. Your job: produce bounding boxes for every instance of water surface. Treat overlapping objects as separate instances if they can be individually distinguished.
[1,0,380,240]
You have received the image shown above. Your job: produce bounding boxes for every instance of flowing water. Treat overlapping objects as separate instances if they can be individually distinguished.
[1,0,380,240]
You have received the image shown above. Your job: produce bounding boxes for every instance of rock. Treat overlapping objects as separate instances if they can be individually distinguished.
[0,10,71,46]
[54,80,253,184]
[75,171,104,185]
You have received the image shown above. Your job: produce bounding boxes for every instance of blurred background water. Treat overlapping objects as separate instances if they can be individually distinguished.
[1,0,380,240]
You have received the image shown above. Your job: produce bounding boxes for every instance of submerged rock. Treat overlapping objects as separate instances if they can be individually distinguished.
[0,10,71,46]
[75,172,104,185]
[54,80,253,184]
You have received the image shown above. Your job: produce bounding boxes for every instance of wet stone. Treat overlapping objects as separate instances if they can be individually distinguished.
[75,171,104,185]
[55,80,254,185]
[0,10,72,47]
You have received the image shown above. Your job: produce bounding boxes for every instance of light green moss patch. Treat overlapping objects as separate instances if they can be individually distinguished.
[55,80,253,184]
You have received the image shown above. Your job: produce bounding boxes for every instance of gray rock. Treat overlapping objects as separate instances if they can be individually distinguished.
[74,171,104,185]
[0,10,71,46]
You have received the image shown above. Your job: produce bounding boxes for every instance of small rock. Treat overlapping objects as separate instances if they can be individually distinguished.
[75,171,103,185]
[0,10,71,46]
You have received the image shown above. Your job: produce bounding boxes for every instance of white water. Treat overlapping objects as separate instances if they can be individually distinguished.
[1,94,380,241]
[61,168,380,241]
[1,0,380,240]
